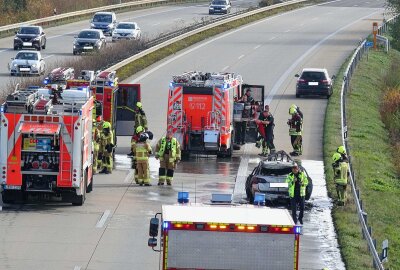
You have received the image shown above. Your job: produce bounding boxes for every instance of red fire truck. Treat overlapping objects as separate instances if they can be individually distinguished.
[148,196,302,270]
[167,71,264,157]
[0,86,94,205]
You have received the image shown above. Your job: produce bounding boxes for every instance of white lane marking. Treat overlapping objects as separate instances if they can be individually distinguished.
[73,266,81,270]
[0,49,11,53]
[265,9,382,105]
[284,29,291,32]
[43,54,54,59]
[95,210,111,228]
[253,45,261,50]
[269,36,276,40]
[222,65,230,71]
[130,0,356,83]
[124,169,135,183]
[238,54,245,60]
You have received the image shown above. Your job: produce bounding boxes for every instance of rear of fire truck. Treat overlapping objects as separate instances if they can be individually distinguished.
[167,71,242,157]
[0,86,94,205]
[148,194,301,270]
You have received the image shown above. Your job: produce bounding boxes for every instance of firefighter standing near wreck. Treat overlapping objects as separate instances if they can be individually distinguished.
[155,130,181,186]
[287,106,303,156]
[132,132,152,186]
[92,119,101,174]
[100,121,114,174]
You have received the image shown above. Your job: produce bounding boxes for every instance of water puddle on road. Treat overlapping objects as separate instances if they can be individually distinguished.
[301,160,345,270]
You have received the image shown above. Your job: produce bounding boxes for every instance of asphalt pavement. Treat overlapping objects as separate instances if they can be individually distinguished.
[0,0,387,269]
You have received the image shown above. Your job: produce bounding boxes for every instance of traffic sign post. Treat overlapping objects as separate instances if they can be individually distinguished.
[373,22,378,50]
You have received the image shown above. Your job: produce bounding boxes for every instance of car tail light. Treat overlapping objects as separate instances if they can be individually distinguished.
[298,79,307,84]
[321,79,330,85]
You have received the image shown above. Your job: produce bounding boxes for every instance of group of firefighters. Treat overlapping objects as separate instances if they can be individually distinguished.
[92,117,115,174]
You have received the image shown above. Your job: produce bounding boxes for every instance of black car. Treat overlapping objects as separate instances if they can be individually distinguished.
[14,26,46,51]
[73,29,106,55]
[295,68,335,98]
[245,151,313,204]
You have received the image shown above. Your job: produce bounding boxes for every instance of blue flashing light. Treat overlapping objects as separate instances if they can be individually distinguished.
[294,226,302,234]
[177,191,189,204]
[77,87,88,91]
[109,81,114,87]
[43,79,49,85]
[169,82,174,89]
[253,192,266,206]
[79,110,82,115]
[163,221,169,230]
[0,106,4,113]
[223,83,230,89]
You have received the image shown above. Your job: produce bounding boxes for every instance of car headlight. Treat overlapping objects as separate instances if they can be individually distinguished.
[13,63,17,67]
[91,23,95,27]
[14,37,21,40]
[107,24,113,29]
[31,64,37,68]
[222,7,227,9]
[209,6,214,9]
[33,37,40,41]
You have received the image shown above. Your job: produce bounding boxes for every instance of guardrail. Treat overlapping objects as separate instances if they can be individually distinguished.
[0,0,171,36]
[105,0,309,71]
[340,16,397,270]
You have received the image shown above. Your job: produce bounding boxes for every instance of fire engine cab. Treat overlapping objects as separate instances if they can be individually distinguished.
[167,71,264,157]
[0,86,94,205]
[148,193,302,270]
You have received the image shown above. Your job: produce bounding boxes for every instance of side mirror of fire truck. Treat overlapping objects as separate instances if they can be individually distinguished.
[148,217,160,248]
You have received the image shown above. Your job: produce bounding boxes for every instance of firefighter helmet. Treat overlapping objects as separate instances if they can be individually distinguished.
[96,116,102,122]
[337,145,346,155]
[332,152,341,162]
[136,102,142,109]
[289,107,297,115]
[136,126,144,134]
[103,121,111,129]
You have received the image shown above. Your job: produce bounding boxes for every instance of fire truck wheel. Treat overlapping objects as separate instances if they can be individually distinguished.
[87,176,93,193]
[2,190,22,204]
[72,179,86,206]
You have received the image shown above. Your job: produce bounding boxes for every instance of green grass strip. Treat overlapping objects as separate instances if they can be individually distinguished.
[324,49,400,270]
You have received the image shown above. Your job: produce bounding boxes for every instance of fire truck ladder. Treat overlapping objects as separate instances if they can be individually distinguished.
[59,103,75,184]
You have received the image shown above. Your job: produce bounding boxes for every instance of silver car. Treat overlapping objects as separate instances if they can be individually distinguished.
[112,22,141,42]
[8,50,45,76]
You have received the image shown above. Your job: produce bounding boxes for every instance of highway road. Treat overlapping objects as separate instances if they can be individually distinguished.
[0,0,386,270]
[0,0,258,94]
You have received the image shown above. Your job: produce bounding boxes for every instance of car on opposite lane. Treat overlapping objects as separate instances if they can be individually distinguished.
[245,150,313,205]
[8,50,46,76]
[295,68,335,98]
[209,0,232,14]
[112,22,141,42]
[73,29,106,55]
[13,26,46,51]
[90,11,117,36]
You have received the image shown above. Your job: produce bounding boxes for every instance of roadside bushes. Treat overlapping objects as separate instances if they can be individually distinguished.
[380,60,400,175]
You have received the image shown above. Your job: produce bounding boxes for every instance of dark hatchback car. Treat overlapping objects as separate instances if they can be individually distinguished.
[73,29,106,55]
[295,68,335,98]
[245,151,313,205]
[14,26,46,51]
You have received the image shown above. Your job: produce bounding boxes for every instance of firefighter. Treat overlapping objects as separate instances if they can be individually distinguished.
[236,89,254,145]
[131,126,144,184]
[255,105,275,156]
[95,116,104,172]
[287,106,303,156]
[92,119,101,174]
[128,102,148,156]
[155,130,181,186]
[285,163,308,225]
[289,104,303,119]
[132,132,152,186]
[100,121,114,174]
[332,152,349,206]
[337,145,349,162]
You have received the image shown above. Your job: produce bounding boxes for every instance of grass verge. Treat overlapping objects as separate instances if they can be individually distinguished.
[324,49,400,270]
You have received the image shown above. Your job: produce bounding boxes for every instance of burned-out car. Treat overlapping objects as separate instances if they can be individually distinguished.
[245,151,313,204]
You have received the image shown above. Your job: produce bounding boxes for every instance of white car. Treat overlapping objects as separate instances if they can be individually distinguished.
[8,50,45,76]
[209,0,231,14]
[112,22,141,42]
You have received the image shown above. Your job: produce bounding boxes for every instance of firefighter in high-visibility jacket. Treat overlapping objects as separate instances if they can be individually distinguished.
[92,120,101,174]
[285,163,308,224]
[332,152,349,206]
[131,126,145,184]
[132,132,152,186]
[100,121,114,174]
[128,102,148,157]
[155,130,181,185]
[287,106,303,156]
